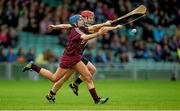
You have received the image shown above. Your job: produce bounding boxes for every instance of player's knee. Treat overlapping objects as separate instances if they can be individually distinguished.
[87,64,96,75]
[90,67,96,75]
[51,76,59,83]
[52,79,58,83]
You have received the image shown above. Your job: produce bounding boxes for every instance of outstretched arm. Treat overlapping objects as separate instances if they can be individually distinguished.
[48,24,73,30]
[87,21,112,33]
[100,25,122,31]
[48,20,111,32]
[81,25,122,41]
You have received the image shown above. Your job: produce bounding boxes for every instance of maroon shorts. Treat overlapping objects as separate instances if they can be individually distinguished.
[60,55,82,69]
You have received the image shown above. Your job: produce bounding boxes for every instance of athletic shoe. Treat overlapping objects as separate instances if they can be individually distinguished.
[22,61,33,72]
[69,83,78,96]
[46,94,55,104]
[95,97,109,104]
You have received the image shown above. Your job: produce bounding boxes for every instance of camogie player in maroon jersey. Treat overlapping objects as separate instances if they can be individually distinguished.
[45,10,113,103]
[23,14,122,104]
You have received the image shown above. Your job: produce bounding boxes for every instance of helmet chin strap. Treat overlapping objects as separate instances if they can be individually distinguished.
[74,23,78,27]
[76,21,78,27]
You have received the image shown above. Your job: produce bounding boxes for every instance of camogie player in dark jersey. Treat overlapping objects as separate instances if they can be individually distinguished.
[23,14,122,104]
[45,11,112,103]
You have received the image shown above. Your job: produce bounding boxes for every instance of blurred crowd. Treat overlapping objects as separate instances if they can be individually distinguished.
[0,0,180,64]
[0,48,57,64]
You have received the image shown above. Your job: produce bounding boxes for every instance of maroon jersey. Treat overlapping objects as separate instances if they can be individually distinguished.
[63,27,87,56]
[60,26,88,68]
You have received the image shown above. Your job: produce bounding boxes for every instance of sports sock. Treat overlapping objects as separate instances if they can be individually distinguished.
[50,90,56,95]
[32,64,41,73]
[89,88,99,103]
[73,78,83,86]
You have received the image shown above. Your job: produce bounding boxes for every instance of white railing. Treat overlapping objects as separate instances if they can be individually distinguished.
[0,62,179,80]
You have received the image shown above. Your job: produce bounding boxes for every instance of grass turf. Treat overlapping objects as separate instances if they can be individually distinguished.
[0,80,180,110]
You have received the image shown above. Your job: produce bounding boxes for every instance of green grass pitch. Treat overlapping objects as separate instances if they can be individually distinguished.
[0,80,180,110]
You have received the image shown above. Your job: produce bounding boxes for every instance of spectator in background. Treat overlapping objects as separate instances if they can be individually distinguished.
[46,50,57,63]
[142,22,154,42]
[154,44,163,61]
[38,2,47,21]
[26,48,35,62]
[61,6,70,23]
[53,6,63,25]
[40,14,53,35]
[35,51,48,64]
[8,27,18,48]
[0,0,180,63]
[94,49,105,63]
[118,51,129,63]
[101,33,111,49]
[174,24,180,38]
[104,48,113,64]
[114,35,129,63]
[0,0,18,27]
[24,1,40,33]
[102,3,110,19]
[134,40,149,59]
[162,45,172,61]
[95,1,106,23]
[153,25,165,42]
[159,35,170,48]
[0,48,6,62]
[16,48,26,63]
[106,8,116,20]
[111,32,120,51]
[6,48,17,62]
[170,36,179,52]
[118,1,127,15]
[0,24,9,47]
[18,3,29,31]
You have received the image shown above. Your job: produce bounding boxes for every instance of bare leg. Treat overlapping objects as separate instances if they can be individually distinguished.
[46,69,75,103]
[79,62,96,81]
[23,63,69,82]
[73,61,101,103]
[72,62,96,87]
[51,69,75,93]
[48,62,96,97]
[39,67,69,82]
[73,61,94,89]
[51,62,95,94]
